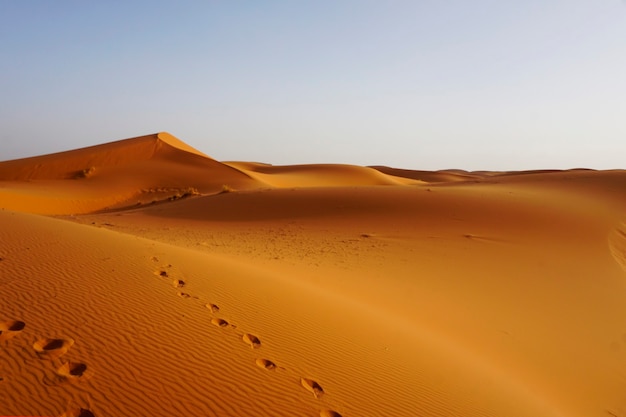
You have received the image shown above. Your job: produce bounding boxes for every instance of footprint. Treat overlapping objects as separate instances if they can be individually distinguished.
[300,378,324,398]
[211,318,229,328]
[177,292,197,299]
[154,269,169,278]
[33,337,74,359]
[320,411,342,417]
[59,408,95,417]
[173,279,185,288]
[0,320,26,341]
[206,303,220,313]
[0,320,26,332]
[57,361,92,382]
[255,358,276,370]
[242,333,261,349]
[58,362,87,377]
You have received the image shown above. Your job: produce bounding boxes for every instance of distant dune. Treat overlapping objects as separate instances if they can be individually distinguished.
[225,161,422,187]
[1,132,625,417]
[369,165,488,182]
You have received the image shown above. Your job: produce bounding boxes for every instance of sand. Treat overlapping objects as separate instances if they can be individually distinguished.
[1,132,625,417]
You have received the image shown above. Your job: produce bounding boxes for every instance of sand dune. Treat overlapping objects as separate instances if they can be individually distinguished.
[1,133,625,417]
[0,133,262,214]
[0,132,211,181]
[225,161,422,187]
[370,165,488,183]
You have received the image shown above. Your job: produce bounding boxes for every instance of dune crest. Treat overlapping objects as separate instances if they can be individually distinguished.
[0,132,197,180]
[0,133,264,214]
[370,165,489,183]
[154,132,211,158]
[225,161,423,187]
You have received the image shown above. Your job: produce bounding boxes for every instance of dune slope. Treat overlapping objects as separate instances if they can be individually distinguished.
[0,208,563,417]
[0,132,262,214]
[71,171,626,417]
[225,161,422,187]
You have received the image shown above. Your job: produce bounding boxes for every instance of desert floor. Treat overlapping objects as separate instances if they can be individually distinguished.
[1,133,625,417]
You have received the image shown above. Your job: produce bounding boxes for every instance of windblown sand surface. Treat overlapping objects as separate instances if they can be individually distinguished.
[1,133,625,417]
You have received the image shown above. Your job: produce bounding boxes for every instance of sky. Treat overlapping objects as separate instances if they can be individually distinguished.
[1,1,625,170]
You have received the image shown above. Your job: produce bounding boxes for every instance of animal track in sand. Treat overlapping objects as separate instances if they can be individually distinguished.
[320,411,342,417]
[59,408,95,417]
[0,320,26,341]
[206,303,220,313]
[33,337,74,358]
[211,318,229,328]
[242,333,261,349]
[173,279,185,288]
[300,378,324,398]
[255,358,276,370]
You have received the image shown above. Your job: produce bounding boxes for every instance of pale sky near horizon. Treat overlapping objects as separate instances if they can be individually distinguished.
[1,1,624,170]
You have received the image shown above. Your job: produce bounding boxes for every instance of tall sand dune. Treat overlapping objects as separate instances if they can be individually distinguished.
[0,132,262,214]
[1,133,625,417]
[0,132,210,181]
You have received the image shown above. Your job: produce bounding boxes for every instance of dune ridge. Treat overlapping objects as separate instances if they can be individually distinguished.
[0,132,210,181]
[225,161,423,187]
[0,133,264,214]
[370,165,489,183]
[1,133,625,417]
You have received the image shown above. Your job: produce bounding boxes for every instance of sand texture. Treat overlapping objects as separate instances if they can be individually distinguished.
[1,133,625,417]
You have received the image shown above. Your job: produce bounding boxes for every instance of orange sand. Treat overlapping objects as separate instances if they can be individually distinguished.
[1,133,625,417]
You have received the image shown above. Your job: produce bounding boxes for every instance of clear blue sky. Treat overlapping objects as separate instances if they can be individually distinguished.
[1,1,624,170]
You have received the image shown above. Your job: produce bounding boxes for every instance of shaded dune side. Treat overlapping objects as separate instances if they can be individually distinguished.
[129,170,626,225]
[225,162,422,187]
[136,168,620,217]
[131,186,416,222]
